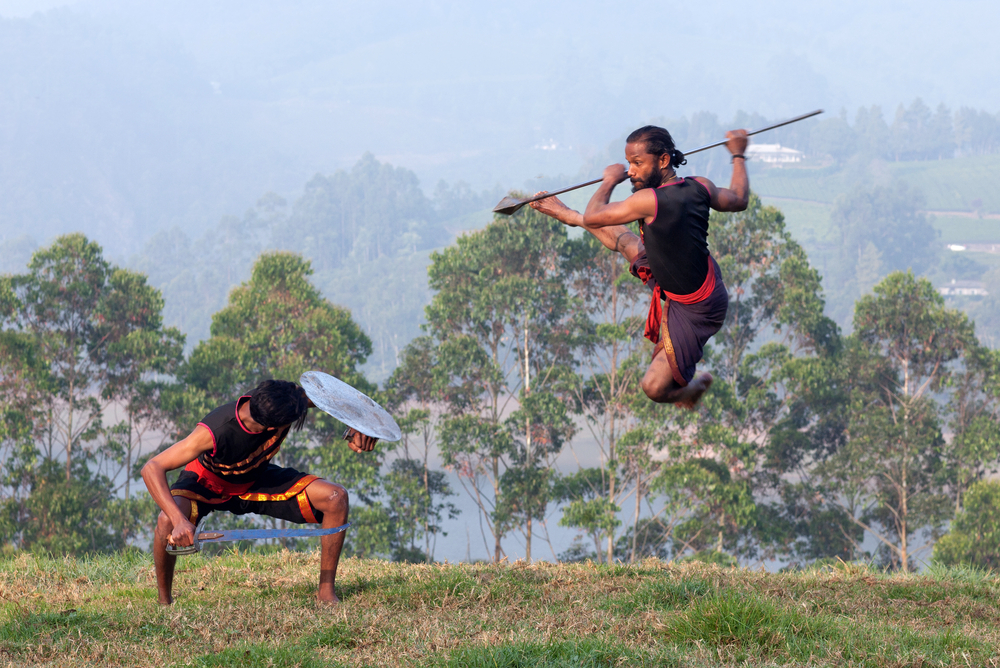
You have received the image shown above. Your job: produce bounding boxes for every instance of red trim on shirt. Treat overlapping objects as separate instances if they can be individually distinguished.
[235,395,255,434]
[196,423,218,457]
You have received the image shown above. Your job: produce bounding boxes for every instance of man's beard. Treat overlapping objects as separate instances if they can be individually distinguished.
[631,164,665,192]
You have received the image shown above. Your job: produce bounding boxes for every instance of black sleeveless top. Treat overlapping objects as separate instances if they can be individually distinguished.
[196,394,290,484]
[638,178,712,295]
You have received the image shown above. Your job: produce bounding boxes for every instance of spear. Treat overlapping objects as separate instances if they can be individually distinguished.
[492,109,823,216]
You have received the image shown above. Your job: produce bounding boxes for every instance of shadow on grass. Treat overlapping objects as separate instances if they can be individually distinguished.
[183,641,347,668]
[434,638,678,668]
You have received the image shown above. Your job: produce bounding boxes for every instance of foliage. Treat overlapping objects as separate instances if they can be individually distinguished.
[559,232,651,564]
[275,153,448,271]
[816,271,978,572]
[425,202,578,561]
[0,234,182,552]
[933,480,1000,570]
[829,183,938,308]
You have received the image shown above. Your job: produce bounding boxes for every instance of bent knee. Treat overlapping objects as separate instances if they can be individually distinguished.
[156,510,174,533]
[641,376,669,402]
[644,377,684,404]
[317,483,349,514]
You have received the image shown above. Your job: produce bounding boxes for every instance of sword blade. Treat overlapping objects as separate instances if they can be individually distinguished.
[196,522,351,543]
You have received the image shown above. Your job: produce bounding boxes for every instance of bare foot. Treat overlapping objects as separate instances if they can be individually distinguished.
[317,589,340,606]
[675,372,713,410]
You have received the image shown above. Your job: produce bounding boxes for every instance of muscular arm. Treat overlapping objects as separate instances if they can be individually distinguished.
[697,129,750,212]
[530,190,644,264]
[141,426,215,536]
[581,164,656,228]
[530,164,656,231]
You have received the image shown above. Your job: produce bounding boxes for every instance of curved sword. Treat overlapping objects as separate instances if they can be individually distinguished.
[166,522,352,555]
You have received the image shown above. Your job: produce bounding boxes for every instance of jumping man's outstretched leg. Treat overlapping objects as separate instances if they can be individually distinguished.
[153,495,192,605]
[304,479,350,605]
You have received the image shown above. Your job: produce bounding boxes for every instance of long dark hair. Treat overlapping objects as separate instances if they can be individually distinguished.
[626,125,687,168]
[248,379,309,431]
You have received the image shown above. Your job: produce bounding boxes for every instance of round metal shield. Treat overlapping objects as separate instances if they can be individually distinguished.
[300,371,402,442]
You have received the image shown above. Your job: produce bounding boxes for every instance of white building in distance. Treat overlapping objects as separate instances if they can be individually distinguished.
[746,143,803,164]
[938,279,988,296]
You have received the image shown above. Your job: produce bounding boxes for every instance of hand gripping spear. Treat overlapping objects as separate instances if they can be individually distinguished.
[492,109,823,216]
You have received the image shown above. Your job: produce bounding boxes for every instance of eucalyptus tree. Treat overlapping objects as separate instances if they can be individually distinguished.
[384,336,459,562]
[7,234,183,477]
[693,195,838,561]
[818,272,977,571]
[0,234,183,552]
[941,345,1000,512]
[0,279,48,546]
[426,204,578,561]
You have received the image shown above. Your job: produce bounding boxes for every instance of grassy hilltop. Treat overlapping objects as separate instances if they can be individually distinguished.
[0,551,998,667]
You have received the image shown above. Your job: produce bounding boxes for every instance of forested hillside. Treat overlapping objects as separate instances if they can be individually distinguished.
[3,191,999,569]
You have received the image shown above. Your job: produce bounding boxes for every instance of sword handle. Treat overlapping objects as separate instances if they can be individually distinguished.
[165,517,206,556]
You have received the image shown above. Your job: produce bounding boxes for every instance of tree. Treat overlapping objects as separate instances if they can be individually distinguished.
[0,234,182,552]
[941,345,1000,512]
[693,195,837,562]
[933,480,1000,570]
[179,251,371,418]
[810,110,857,163]
[829,183,938,314]
[854,105,891,159]
[426,202,578,562]
[818,272,976,572]
[954,107,1000,157]
[276,153,448,272]
[384,336,459,563]
[560,231,649,564]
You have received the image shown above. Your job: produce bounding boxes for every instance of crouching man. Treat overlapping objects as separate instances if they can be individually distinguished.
[141,379,377,605]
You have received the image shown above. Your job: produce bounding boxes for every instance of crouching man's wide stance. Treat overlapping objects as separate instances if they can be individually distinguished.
[141,379,377,605]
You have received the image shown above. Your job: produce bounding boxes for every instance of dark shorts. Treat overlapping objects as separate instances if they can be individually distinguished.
[632,253,729,386]
[170,464,322,526]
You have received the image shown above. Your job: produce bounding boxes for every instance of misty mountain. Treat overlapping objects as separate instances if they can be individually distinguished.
[2,0,998,256]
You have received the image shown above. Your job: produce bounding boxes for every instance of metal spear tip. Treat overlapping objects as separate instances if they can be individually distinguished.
[492,196,526,216]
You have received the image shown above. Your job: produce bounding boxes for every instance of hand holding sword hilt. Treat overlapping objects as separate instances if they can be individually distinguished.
[165,517,206,556]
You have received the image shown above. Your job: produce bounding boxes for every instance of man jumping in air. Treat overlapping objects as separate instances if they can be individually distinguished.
[530,127,749,408]
[141,379,377,605]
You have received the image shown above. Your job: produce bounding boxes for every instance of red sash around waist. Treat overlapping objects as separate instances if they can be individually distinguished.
[184,458,256,497]
[633,255,717,345]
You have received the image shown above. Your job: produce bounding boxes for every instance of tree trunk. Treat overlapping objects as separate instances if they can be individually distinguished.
[526,516,532,562]
[631,465,641,563]
[65,377,74,482]
[523,317,532,562]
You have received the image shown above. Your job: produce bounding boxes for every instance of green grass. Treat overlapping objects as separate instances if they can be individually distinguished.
[0,551,999,666]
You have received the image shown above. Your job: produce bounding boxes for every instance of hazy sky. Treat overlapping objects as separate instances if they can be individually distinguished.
[2,0,999,250]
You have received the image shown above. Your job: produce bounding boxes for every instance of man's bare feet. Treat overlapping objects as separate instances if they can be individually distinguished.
[317,588,340,606]
[675,372,713,410]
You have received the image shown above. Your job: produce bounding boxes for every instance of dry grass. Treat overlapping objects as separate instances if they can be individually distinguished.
[0,550,998,667]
